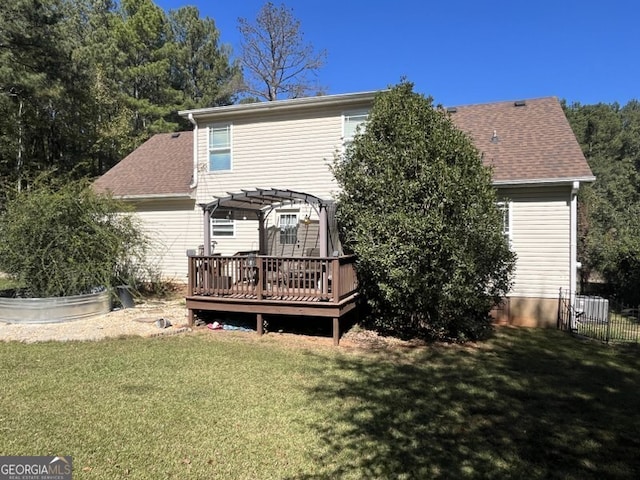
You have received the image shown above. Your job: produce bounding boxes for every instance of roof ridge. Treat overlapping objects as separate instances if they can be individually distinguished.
[449,96,558,109]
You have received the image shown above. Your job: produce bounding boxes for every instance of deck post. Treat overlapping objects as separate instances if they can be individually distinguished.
[333,317,340,346]
[188,256,195,296]
[257,260,263,300]
[257,313,264,336]
[332,258,340,302]
[188,308,195,326]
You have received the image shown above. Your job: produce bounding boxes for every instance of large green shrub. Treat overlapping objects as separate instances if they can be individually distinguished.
[0,180,149,297]
[333,82,516,341]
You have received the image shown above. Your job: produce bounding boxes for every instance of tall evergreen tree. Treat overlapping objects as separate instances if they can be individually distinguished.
[0,0,240,186]
[167,6,241,112]
[0,0,73,190]
[565,100,640,304]
[114,0,182,140]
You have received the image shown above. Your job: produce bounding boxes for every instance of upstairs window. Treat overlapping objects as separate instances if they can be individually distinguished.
[343,111,369,147]
[209,124,231,171]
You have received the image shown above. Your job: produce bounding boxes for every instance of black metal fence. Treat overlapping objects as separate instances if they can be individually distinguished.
[558,288,640,344]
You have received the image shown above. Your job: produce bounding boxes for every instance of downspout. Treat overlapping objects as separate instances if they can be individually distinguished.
[570,181,579,328]
[188,113,198,189]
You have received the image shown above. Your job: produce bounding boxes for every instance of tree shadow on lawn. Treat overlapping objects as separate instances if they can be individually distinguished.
[289,328,640,480]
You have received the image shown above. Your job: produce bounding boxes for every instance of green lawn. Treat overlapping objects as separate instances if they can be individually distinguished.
[1,328,639,479]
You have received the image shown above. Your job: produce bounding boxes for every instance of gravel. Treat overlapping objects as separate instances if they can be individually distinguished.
[0,299,190,343]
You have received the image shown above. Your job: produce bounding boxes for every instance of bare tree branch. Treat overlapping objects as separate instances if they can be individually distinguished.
[238,2,326,101]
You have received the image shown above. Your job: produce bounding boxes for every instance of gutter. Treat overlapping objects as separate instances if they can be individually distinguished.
[492,176,596,188]
[178,91,380,121]
[188,113,198,189]
[118,193,193,201]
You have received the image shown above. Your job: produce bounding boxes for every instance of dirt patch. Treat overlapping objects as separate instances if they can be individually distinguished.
[0,295,465,353]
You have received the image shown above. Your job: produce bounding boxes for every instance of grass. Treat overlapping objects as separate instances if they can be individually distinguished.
[576,312,640,343]
[1,328,639,479]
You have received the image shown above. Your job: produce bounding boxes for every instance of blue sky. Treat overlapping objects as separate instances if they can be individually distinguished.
[155,0,639,107]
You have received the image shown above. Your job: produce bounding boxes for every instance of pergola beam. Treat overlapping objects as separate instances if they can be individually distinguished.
[199,188,336,257]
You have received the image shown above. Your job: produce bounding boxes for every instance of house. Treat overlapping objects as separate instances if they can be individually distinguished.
[94,91,594,329]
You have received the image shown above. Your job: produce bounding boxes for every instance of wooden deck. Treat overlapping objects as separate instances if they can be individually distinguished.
[186,254,359,345]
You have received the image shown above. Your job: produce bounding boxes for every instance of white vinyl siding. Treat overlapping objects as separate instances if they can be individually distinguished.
[498,186,571,299]
[197,107,350,255]
[194,108,348,255]
[191,105,573,303]
[130,199,202,281]
[196,107,358,203]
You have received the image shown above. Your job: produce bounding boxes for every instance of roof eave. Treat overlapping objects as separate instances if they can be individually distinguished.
[115,193,194,201]
[493,176,596,188]
[178,91,380,121]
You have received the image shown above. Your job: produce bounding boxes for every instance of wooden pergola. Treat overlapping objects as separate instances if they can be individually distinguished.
[186,188,359,345]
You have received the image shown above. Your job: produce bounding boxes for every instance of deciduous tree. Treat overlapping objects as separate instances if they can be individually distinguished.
[238,2,326,101]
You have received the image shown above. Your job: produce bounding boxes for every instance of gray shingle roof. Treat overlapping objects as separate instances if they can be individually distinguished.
[449,96,593,183]
[93,131,193,197]
[94,96,593,198]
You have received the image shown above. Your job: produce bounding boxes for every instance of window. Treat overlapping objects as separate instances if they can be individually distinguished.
[343,111,368,147]
[209,123,231,171]
[211,218,235,237]
[497,201,511,241]
[279,214,298,245]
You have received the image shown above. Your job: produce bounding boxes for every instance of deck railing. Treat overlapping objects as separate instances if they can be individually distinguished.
[188,254,358,302]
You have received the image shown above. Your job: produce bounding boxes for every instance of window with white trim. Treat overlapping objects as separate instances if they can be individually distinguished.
[279,214,298,245]
[211,218,235,237]
[497,200,511,241]
[208,123,231,171]
[343,110,369,147]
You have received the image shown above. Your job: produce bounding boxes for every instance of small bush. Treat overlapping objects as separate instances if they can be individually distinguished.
[0,179,149,297]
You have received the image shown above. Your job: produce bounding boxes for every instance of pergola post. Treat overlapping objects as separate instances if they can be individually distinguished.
[258,210,266,255]
[319,204,328,257]
[203,208,212,255]
[320,204,329,296]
